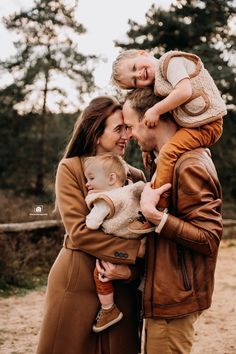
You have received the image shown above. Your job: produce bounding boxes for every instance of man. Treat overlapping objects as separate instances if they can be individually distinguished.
[123,87,223,354]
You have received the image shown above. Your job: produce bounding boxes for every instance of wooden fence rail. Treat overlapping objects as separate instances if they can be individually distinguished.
[0,220,62,233]
[0,219,236,238]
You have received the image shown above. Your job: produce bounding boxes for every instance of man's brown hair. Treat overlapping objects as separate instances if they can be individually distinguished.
[126,87,172,121]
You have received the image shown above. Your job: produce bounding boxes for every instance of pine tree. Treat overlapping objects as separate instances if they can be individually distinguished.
[0,0,97,194]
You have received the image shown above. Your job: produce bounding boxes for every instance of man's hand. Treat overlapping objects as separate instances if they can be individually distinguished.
[143,107,160,128]
[140,182,171,223]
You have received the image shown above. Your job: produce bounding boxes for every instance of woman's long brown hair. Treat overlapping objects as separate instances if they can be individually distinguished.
[63,96,122,158]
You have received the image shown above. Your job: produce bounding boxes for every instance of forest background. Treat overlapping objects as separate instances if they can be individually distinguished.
[0,0,235,225]
[0,5,235,352]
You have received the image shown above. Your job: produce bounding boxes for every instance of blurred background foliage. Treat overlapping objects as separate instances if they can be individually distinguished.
[0,0,235,222]
[121,0,236,216]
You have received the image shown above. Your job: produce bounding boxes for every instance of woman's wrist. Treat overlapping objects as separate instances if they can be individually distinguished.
[115,265,132,281]
[112,264,131,280]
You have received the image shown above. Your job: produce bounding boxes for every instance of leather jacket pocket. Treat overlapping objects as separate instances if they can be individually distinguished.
[177,246,192,291]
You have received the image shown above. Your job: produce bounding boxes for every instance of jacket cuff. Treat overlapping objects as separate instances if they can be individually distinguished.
[155,212,169,234]
[159,213,180,239]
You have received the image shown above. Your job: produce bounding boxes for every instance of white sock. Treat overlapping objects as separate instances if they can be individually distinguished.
[102,303,114,310]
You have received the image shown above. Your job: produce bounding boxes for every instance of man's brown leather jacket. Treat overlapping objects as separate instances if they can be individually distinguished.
[143,148,223,318]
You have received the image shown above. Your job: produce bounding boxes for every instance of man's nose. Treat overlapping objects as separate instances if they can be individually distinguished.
[121,126,128,139]
[126,127,133,140]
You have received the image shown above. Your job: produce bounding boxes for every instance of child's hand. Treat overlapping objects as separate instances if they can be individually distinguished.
[142,151,152,169]
[143,107,160,128]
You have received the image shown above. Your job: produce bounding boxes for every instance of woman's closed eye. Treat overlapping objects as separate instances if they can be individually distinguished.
[114,124,126,133]
[114,126,122,133]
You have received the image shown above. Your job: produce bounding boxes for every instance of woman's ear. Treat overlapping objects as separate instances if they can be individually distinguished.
[108,173,117,186]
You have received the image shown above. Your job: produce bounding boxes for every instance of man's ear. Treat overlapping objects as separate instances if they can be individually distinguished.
[108,173,117,185]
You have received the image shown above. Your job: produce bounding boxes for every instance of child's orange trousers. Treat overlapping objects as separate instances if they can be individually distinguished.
[155,118,223,208]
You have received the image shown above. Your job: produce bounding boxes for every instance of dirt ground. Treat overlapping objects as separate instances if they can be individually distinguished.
[0,240,236,354]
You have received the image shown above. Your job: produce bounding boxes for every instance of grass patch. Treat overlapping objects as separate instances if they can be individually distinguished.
[0,275,47,298]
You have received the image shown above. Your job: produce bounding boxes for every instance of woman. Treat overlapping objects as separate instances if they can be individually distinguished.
[37,96,145,354]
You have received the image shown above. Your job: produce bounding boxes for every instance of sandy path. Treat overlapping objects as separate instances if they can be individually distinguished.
[191,240,236,354]
[0,240,236,354]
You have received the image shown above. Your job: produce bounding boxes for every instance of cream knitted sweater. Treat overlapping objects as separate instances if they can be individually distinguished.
[85,181,145,239]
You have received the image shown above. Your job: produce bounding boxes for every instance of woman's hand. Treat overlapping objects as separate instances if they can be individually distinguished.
[96,259,131,282]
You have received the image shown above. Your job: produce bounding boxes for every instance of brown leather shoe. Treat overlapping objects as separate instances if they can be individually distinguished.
[92,304,123,332]
[128,211,155,235]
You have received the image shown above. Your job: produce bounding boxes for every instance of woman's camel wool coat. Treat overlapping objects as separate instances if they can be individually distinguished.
[36,156,145,354]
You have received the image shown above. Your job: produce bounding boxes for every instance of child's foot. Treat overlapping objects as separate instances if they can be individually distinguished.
[128,211,155,235]
[92,304,123,332]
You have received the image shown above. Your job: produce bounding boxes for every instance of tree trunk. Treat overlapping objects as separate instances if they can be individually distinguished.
[35,68,49,194]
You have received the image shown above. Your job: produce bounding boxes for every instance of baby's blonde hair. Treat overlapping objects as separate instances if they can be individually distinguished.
[111,49,140,89]
[84,153,128,186]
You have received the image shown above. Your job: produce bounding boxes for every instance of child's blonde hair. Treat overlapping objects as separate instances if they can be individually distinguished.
[84,153,128,186]
[111,49,140,89]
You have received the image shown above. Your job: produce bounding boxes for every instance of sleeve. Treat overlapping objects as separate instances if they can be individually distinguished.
[56,161,141,264]
[127,163,146,184]
[86,200,111,230]
[167,57,189,87]
[124,258,145,284]
[159,161,223,256]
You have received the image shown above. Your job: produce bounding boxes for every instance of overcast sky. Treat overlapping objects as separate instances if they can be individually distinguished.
[0,0,172,108]
[76,0,172,88]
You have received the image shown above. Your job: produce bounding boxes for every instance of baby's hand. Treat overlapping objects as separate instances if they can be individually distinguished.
[143,107,160,128]
[142,151,152,169]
